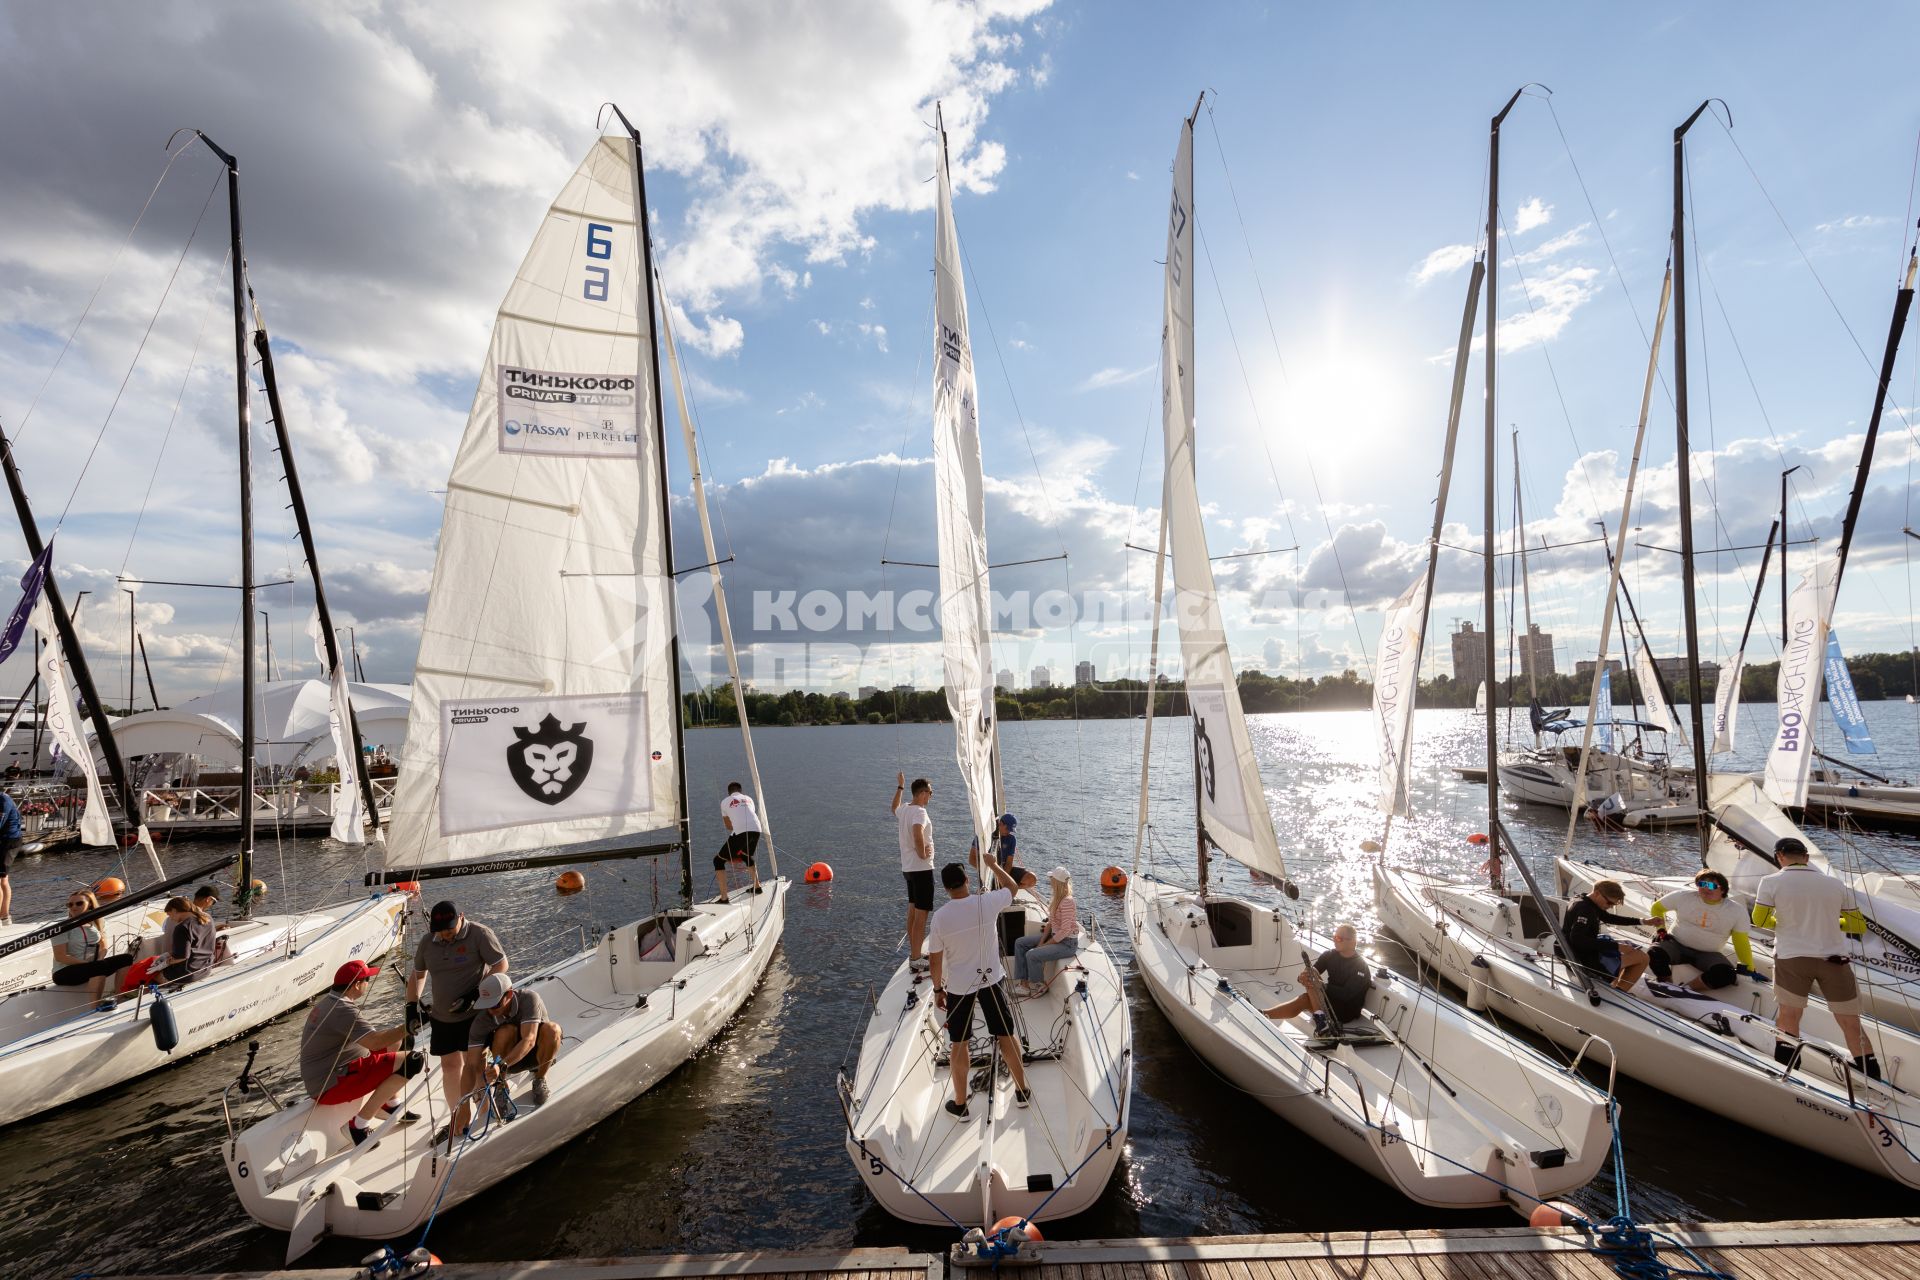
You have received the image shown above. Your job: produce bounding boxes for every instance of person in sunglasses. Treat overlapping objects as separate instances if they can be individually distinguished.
[1647,870,1752,991]
[50,890,134,1004]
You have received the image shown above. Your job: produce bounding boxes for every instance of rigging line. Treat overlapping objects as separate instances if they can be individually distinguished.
[1194,222,1365,672]
[1495,207,1604,525]
[54,167,225,532]
[14,143,207,449]
[1713,115,1920,449]
[117,247,232,580]
[952,229,1068,553]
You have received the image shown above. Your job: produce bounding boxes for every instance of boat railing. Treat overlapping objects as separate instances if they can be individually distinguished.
[1567,1030,1620,1099]
[221,1039,287,1140]
[136,776,398,825]
[1321,1052,1371,1131]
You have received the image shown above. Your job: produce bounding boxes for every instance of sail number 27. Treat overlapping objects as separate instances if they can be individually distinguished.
[584,223,614,301]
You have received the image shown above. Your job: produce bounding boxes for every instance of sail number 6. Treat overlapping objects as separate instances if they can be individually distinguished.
[584,222,613,301]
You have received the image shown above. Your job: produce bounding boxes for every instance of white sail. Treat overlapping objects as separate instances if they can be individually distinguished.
[31,598,111,848]
[306,609,365,844]
[1634,645,1687,749]
[1474,680,1487,715]
[1762,555,1838,809]
[1371,574,1426,817]
[387,135,679,868]
[932,121,1001,851]
[1710,648,1745,755]
[1161,115,1286,883]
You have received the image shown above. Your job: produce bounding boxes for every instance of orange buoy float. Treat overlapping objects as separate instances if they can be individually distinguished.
[1099,866,1128,894]
[555,870,586,895]
[249,878,269,900]
[1528,1200,1578,1229]
[1359,838,1383,854]
[1466,832,1490,846]
[395,880,421,895]
[804,862,833,883]
[992,1216,1042,1241]
[93,876,127,899]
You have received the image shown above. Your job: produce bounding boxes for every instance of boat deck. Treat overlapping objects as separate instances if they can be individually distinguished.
[105,1218,1920,1279]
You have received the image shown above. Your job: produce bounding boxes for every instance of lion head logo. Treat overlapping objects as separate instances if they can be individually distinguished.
[506,713,594,806]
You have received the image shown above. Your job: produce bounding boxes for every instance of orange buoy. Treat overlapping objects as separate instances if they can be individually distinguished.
[1528,1201,1577,1229]
[1466,832,1490,846]
[1359,838,1383,854]
[94,876,127,898]
[992,1216,1042,1241]
[1099,866,1128,894]
[249,878,269,900]
[804,862,833,883]
[395,880,421,895]
[555,870,586,895]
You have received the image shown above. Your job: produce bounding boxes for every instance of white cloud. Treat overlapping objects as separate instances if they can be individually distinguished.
[1125,170,1140,182]
[1815,214,1891,234]
[1411,242,1475,286]
[1514,196,1553,234]
[1076,363,1154,392]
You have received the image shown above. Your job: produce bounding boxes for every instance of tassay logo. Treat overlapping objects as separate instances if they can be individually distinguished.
[506,713,594,806]
[504,420,521,436]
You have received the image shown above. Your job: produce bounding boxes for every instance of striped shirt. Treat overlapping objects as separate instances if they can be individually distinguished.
[1047,896,1081,941]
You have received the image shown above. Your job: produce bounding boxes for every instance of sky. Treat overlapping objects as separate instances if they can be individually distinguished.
[3,1,1920,707]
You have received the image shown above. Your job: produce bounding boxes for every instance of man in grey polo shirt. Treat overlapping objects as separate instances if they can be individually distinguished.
[466,971,561,1108]
[405,900,508,1134]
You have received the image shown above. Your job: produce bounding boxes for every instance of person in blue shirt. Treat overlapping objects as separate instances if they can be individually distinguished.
[967,813,1034,890]
[0,790,20,924]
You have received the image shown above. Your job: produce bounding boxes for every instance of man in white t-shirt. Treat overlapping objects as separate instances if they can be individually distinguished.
[1753,837,1876,1078]
[714,782,764,902]
[892,773,935,970]
[928,855,1031,1118]
[1648,869,1752,991]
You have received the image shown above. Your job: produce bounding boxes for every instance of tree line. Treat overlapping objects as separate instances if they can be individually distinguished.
[682,649,1920,728]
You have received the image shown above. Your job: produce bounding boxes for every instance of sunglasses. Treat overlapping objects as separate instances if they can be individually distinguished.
[66,900,88,909]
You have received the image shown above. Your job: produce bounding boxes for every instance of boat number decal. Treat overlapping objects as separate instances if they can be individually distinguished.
[584,222,612,302]
[236,1160,249,1178]
[869,1155,884,1177]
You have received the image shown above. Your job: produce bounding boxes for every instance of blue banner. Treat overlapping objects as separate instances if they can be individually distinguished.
[1596,667,1614,751]
[1825,630,1876,755]
[0,542,52,667]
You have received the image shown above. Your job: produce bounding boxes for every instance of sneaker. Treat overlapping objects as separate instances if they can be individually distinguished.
[909,957,931,972]
[1855,1053,1883,1081]
[751,884,764,895]
[349,1121,371,1147]
[1774,1041,1797,1068]
[1014,1087,1031,1109]
[1311,1012,1330,1036]
[944,1099,970,1118]
[716,895,730,905]
[531,1075,552,1106]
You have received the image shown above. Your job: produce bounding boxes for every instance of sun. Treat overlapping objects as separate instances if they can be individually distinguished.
[1262,347,1414,485]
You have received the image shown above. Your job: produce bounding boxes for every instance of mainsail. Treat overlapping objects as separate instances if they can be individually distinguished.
[1761,556,1837,809]
[386,135,680,869]
[1371,575,1425,817]
[931,111,1002,851]
[1160,113,1286,883]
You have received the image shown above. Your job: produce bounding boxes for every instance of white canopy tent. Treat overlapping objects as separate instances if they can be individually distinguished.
[99,679,411,771]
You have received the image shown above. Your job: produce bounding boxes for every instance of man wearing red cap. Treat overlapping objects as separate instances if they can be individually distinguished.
[299,960,424,1145]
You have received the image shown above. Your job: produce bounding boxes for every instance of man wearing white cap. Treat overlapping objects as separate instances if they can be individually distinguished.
[466,972,561,1107]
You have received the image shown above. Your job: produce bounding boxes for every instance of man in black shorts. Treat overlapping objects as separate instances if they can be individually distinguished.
[714,781,764,902]
[405,900,507,1135]
[1263,923,1373,1035]
[928,858,1032,1118]
[892,773,936,971]
[0,789,20,924]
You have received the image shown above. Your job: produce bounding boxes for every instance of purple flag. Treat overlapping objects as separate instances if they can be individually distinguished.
[0,543,52,667]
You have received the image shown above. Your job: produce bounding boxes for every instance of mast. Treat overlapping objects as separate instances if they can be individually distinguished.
[0,422,140,836]
[1672,101,1716,863]
[1513,428,1540,743]
[1483,87,1524,850]
[608,104,692,900]
[139,632,159,710]
[249,288,383,834]
[1834,226,1919,593]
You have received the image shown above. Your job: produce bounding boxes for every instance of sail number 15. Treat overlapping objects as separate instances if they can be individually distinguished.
[584,222,613,301]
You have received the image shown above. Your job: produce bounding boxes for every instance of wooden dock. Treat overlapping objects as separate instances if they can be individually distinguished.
[108,1218,1920,1279]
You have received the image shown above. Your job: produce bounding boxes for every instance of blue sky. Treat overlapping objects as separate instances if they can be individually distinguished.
[2,1,1918,705]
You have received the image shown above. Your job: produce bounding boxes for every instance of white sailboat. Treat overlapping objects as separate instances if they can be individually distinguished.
[221,112,787,1261]
[1128,97,1610,1212]
[1376,96,1920,1195]
[838,107,1131,1230]
[0,129,410,1126]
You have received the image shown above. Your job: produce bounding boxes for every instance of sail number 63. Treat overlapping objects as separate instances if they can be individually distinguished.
[584,223,613,301]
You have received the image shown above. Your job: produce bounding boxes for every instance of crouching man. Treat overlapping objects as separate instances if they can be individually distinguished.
[299,960,425,1145]
[466,972,561,1108]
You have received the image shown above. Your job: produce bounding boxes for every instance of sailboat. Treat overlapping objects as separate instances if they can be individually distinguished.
[1376,95,1920,1193]
[1128,96,1609,1212]
[838,107,1131,1230]
[221,110,787,1260]
[0,129,409,1126]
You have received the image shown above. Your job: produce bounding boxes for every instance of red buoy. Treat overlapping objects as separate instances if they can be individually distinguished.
[992,1216,1042,1241]
[1466,832,1490,846]
[805,862,833,883]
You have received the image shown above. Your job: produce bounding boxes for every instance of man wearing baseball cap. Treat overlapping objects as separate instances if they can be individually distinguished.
[466,972,562,1108]
[298,960,424,1144]
[968,813,1035,890]
[405,900,508,1135]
